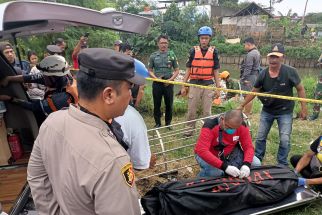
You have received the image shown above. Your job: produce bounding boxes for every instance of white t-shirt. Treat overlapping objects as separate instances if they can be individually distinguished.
[115,105,151,169]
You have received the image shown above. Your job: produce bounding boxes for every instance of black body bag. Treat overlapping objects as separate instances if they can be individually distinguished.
[141,165,298,215]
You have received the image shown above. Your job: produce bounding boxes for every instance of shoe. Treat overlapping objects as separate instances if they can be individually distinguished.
[154,124,161,128]
[308,114,319,121]
[166,125,173,130]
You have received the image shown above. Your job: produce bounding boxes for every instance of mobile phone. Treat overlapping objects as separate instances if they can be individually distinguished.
[84,32,90,38]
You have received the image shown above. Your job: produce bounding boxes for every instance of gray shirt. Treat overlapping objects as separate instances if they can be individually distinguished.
[240,48,261,81]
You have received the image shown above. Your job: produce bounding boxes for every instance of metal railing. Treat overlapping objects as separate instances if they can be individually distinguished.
[136,113,250,181]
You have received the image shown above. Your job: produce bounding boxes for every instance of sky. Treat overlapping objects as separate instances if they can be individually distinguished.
[245,0,322,16]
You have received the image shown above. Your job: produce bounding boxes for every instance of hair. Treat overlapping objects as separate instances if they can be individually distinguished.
[243,37,255,45]
[27,50,37,61]
[54,38,65,45]
[0,42,13,53]
[76,71,123,101]
[120,43,132,53]
[223,110,243,122]
[157,35,169,42]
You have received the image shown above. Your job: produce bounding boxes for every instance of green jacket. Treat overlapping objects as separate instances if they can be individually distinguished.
[148,50,179,78]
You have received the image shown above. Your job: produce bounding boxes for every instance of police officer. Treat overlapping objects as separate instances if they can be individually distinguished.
[27,48,145,214]
[148,35,179,128]
[181,26,221,136]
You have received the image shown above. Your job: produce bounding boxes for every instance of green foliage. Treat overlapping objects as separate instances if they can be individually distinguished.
[215,43,245,55]
[305,12,322,24]
[259,45,321,59]
[268,16,302,40]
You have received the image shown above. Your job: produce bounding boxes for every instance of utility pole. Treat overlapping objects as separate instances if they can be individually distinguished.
[302,0,309,25]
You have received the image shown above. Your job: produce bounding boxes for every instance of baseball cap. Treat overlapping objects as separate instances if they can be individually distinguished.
[220,71,230,79]
[267,43,284,57]
[78,48,145,85]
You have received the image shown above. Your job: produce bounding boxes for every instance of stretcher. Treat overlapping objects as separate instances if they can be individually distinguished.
[7,183,321,215]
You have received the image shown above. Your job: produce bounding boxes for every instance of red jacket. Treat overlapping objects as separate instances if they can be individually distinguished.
[194,118,254,170]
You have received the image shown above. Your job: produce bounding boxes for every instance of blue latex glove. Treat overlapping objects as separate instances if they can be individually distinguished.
[298,177,307,186]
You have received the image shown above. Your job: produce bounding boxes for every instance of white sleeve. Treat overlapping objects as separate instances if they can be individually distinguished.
[127,121,151,170]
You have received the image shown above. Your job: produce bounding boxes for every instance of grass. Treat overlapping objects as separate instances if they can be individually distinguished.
[139,78,322,214]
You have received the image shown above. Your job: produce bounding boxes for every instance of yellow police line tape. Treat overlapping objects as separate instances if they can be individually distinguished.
[146,77,322,105]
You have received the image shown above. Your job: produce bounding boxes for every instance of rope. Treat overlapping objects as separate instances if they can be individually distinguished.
[146,77,322,104]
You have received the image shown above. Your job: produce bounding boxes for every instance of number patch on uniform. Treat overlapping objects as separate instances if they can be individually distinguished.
[121,163,135,187]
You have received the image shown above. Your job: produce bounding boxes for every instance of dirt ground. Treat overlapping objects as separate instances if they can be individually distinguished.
[135,159,199,196]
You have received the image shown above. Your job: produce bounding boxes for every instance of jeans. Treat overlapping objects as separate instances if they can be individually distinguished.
[195,155,261,177]
[255,110,293,166]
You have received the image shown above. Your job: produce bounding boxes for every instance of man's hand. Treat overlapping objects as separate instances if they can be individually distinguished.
[214,90,220,99]
[239,165,250,178]
[225,165,241,177]
[298,177,307,186]
[299,107,308,120]
[0,95,12,101]
[149,154,157,169]
[0,77,10,87]
[181,87,188,96]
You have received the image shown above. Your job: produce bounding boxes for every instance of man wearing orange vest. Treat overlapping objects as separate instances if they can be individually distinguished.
[181,26,220,136]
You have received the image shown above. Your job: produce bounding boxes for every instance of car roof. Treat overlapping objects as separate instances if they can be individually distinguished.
[0,0,153,39]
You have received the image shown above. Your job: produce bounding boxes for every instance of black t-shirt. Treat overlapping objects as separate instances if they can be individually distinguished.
[186,46,220,86]
[310,136,322,153]
[254,64,301,115]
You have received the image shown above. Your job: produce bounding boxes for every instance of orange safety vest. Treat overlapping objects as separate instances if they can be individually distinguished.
[190,46,215,80]
[47,78,79,112]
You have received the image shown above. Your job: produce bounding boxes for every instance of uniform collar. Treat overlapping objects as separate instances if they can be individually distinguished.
[68,104,108,130]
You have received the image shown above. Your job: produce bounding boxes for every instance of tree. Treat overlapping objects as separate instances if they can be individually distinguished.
[305,12,322,24]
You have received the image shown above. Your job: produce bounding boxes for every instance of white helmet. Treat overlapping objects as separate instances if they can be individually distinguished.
[37,55,70,76]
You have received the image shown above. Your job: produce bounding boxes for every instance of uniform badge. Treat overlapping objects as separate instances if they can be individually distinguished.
[121,163,135,187]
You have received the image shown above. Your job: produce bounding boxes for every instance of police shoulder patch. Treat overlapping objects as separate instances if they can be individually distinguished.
[121,163,135,187]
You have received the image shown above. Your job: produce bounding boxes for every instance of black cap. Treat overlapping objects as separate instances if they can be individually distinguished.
[267,43,285,57]
[243,37,255,44]
[46,45,62,55]
[78,48,145,85]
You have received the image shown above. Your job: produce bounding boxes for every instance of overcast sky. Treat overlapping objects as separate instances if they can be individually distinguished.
[242,0,322,15]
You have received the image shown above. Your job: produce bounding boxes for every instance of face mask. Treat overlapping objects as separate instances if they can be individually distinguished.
[225,128,236,135]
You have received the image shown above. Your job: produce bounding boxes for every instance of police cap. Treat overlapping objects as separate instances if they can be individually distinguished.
[78,48,145,85]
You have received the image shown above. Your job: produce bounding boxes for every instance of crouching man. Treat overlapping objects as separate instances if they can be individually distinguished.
[194,110,261,178]
[291,136,322,189]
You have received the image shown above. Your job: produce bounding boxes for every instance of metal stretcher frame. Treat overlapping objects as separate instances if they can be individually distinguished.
[233,187,321,215]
